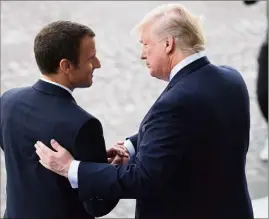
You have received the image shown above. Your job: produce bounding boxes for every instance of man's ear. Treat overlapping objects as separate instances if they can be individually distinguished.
[165,36,175,54]
[59,59,72,74]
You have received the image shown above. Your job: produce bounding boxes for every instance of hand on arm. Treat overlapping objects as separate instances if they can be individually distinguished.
[107,141,130,164]
[35,118,106,177]
[35,139,132,176]
[35,139,73,177]
[106,136,138,164]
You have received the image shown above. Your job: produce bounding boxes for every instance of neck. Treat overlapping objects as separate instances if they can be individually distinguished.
[42,74,74,91]
[171,51,195,70]
[164,51,195,81]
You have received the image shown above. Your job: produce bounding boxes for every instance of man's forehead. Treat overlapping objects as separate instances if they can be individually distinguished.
[139,31,148,43]
[89,37,96,48]
[139,25,155,41]
[80,36,96,55]
[139,33,151,44]
[82,36,95,45]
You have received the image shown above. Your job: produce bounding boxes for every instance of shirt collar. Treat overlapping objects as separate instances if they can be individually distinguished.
[40,77,73,95]
[169,51,206,81]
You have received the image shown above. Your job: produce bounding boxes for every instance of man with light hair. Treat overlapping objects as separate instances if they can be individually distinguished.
[133,3,206,56]
[34,3,254,219]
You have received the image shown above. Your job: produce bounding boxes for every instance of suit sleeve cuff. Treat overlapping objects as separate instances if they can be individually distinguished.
[68,160,80,188]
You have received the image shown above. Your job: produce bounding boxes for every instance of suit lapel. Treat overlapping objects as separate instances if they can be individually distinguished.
[139,83,170,131]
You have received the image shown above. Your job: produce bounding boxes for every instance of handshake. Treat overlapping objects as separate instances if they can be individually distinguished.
[106,141,130,164]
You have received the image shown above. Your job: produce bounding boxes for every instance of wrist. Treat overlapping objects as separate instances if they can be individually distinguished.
[64,158,74,178]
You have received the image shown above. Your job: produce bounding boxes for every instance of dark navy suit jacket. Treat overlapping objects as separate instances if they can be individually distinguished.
[0,80,118,219]
[75,57,253,219]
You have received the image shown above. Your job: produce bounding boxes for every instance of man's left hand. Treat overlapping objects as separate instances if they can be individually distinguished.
[35,139,73,178]
[107,141,130,164]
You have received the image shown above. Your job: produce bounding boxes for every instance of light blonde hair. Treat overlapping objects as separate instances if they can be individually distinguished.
[132,3,205,54]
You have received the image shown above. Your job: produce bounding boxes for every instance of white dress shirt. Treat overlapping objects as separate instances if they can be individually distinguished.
[67,51,206,189]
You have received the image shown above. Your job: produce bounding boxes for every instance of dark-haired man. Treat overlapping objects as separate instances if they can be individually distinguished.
[0,21,118,219]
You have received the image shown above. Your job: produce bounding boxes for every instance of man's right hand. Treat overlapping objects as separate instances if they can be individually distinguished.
[107,141,130,164]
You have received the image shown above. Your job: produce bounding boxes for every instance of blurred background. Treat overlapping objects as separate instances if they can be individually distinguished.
[1,1,268,218]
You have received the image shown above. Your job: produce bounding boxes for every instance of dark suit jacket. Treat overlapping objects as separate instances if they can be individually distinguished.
[0,80,118,219]
[73,57,253,219]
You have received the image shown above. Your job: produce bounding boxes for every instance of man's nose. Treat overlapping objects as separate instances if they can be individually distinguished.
[141,52,146,60]
[95,58,101,69]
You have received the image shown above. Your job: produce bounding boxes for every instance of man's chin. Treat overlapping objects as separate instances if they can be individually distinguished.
[149,70,155,77]
[149,71,158,79]
[76,81,93,88]
[85,82,93,88]
[149,72,165,81]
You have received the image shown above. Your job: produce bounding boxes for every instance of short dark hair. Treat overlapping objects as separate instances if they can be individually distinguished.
[34,20,95,74]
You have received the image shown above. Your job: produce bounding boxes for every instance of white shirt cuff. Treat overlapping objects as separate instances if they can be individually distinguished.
[124,139,135,162]
[68,160,80,189]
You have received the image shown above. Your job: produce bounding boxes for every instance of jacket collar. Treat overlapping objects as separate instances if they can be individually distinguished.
[32,80,76,103]
[166,56,210,92]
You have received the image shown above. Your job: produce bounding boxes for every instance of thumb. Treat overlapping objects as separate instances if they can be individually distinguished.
[50,139,61,151]
[112,156,121,164]
[108,158,113,163]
